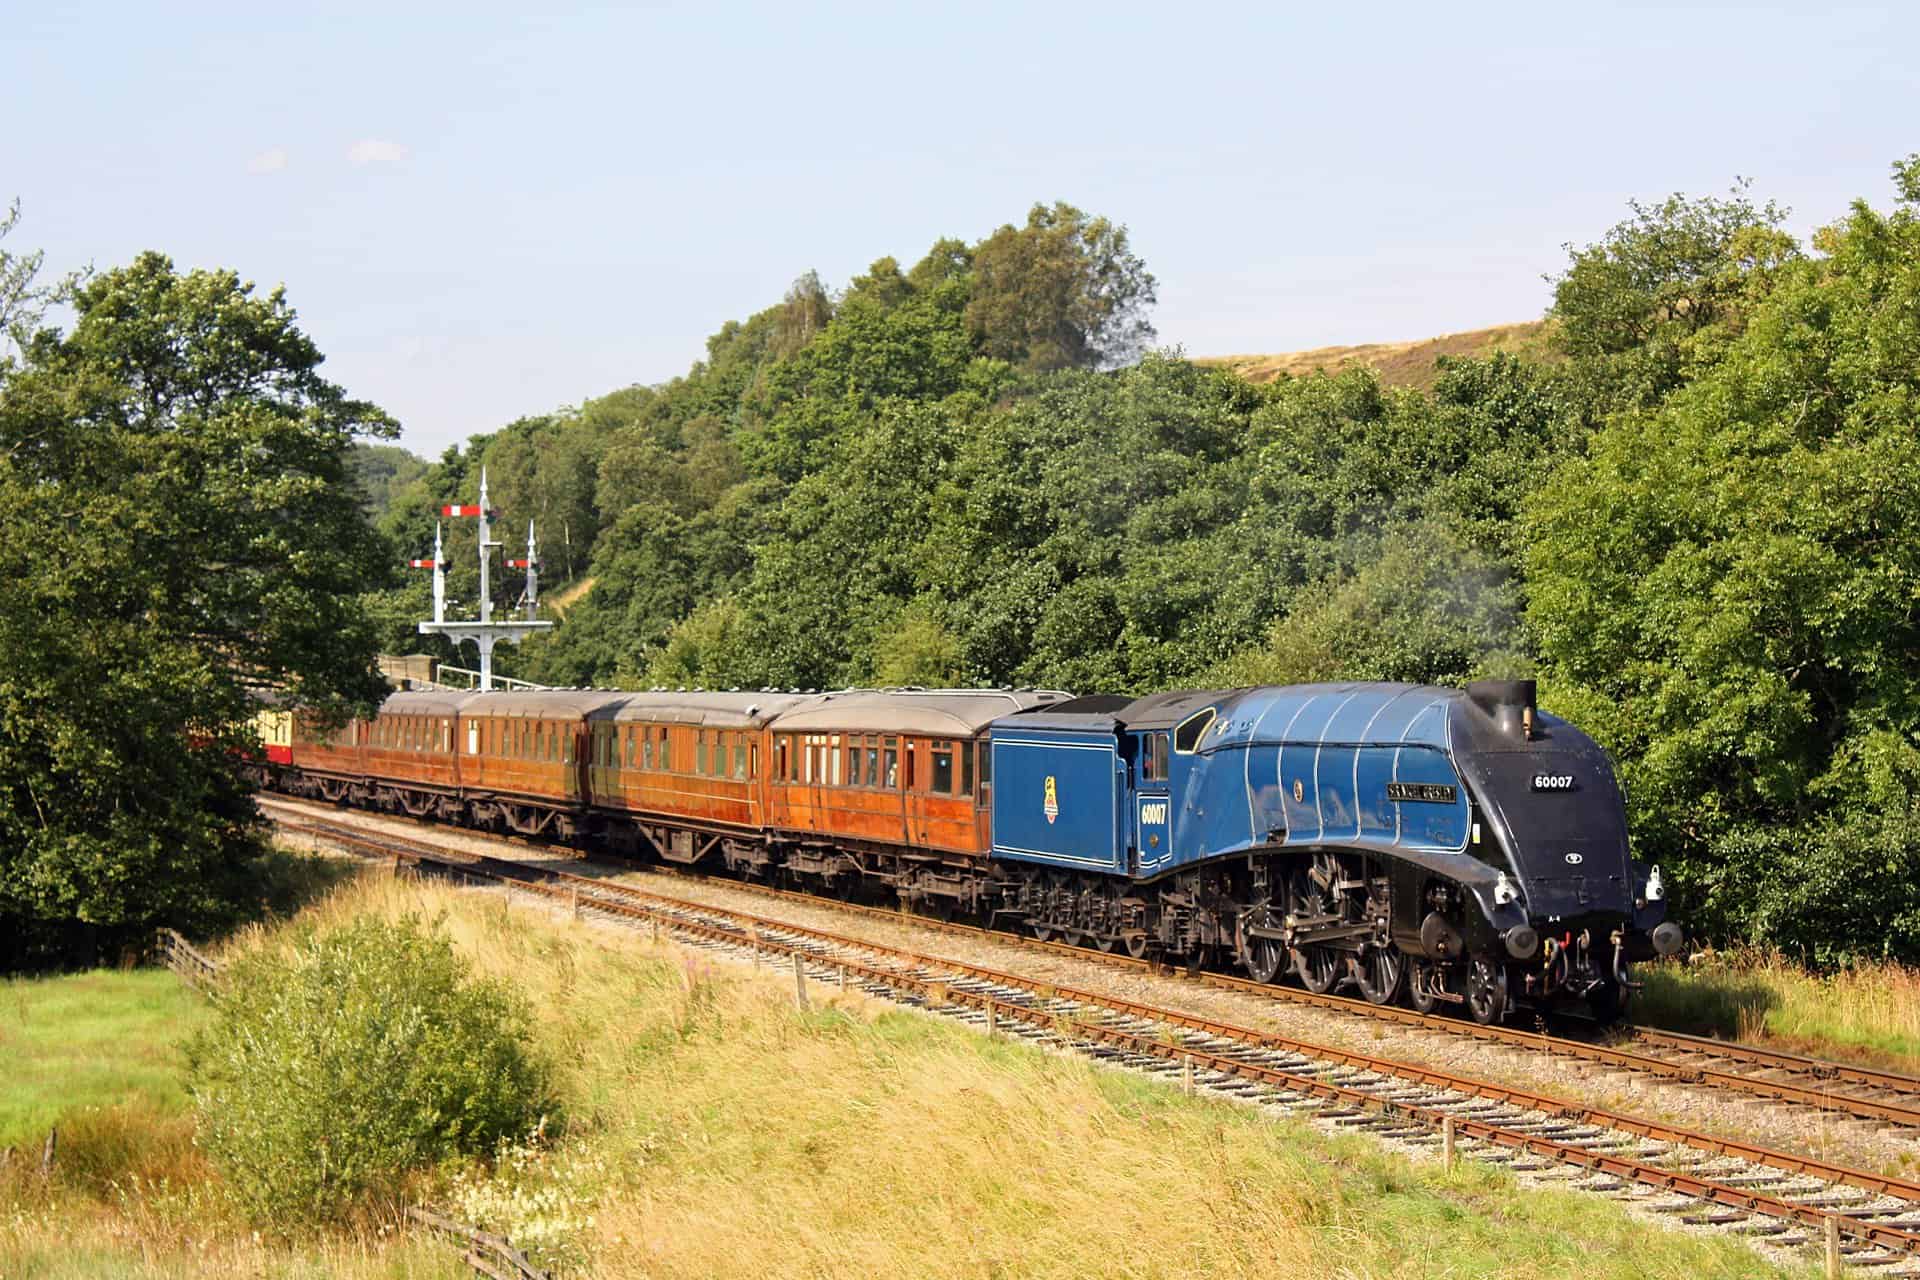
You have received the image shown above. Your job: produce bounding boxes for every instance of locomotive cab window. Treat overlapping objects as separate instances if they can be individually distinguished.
[1173,709,1215,754]
[1141,732,1169,782]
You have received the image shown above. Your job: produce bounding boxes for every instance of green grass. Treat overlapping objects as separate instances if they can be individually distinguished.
[1636,949,1920,1074]
[0,968,207,1150]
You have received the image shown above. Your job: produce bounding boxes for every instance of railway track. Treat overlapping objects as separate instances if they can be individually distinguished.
[267,799,1920,1272]
[259,795,1920,1138]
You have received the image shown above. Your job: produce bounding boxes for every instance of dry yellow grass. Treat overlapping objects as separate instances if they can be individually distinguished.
[4,871,1823,1279]
[1197,320,1554,391]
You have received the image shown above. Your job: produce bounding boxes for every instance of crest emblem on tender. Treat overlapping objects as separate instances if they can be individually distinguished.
[1043,775,1059,824]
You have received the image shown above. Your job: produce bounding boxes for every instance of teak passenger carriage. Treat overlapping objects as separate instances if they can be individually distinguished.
[269,680,1681,1024]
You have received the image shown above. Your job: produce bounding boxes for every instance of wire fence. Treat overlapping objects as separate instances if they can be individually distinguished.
[154,929,546,1279]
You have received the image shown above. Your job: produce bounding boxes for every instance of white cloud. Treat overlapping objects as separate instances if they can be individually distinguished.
[246,146,289,175]
[347,138,409,168]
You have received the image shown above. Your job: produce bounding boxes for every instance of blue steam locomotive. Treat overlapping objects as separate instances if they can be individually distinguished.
[986,679,1682,1022]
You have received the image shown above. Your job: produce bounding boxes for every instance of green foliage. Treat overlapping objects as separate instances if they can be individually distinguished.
[345,442,428,524]
[0,252,394,965]
[1525,158,1920,957]
[188,914,551,1226]
[966,202,1157,371]
[1548,181,1799,407]
[1212,521,1526,688]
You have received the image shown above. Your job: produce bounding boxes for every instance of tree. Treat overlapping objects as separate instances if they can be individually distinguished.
[0,252,394,964]
[965,202,1157,371]
[1548,181,1799,407]
[1524,157,1920,957]
[0,200,84,365]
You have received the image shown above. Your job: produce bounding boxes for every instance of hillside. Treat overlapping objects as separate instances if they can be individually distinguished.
[1197,320,1552,390]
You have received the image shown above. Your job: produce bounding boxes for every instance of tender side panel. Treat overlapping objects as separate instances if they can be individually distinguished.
[990,730,1124,873]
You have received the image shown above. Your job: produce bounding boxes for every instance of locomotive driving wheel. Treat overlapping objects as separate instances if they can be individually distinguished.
[1293,945,1342,994]
[1288,853,1350,995]
[1353,944,1405,1006]
[1245,936,1285,984]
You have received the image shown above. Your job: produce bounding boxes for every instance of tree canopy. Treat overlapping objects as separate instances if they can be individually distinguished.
[0,248,393,964]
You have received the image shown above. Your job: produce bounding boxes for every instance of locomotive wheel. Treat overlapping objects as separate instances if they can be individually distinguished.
[1030,923,1056,943]
[1061,930,1087,948]
[1354,945,1405,1006]
[1292,945,1341,994]
[1123,931,1153,960]
[1466,958,1509,1024]
[1407,962,1442,1013]
[1245,936,1285,984]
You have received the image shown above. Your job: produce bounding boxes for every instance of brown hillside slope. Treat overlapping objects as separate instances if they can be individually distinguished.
[1197,319,1552,391]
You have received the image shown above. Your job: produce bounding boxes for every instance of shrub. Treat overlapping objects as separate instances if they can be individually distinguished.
[187,913,551,1226]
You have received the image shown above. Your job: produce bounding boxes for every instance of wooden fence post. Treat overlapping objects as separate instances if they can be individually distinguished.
[570,886,580,921]
[986,1003,997,1038]
[1442,1116,1456,1172]
[792,953,809,1011]
[1826,1214,1842,1278]
[1182,1055,1194,1096]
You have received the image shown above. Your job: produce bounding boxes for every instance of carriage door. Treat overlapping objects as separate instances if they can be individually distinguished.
[1133,731,1173,875]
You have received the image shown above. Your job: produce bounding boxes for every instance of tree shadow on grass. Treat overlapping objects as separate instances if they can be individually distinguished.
[1632,961,1781,1039]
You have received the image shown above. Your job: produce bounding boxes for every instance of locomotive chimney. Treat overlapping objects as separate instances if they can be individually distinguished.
[1466,679,1537,739]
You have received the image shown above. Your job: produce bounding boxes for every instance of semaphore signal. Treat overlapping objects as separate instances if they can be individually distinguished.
[411,468,552,689]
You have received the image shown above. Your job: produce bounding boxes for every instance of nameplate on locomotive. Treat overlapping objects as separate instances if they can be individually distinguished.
[1387,782,1457,804]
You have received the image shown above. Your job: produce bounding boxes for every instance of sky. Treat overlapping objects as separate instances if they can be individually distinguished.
[6,1,1916,455]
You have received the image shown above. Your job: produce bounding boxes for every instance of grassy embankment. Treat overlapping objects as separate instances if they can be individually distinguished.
[4,866,1822,1279]
[1636,950,1920,1073]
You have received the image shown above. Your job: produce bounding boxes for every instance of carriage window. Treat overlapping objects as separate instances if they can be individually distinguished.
[750,742,758,779]
[774,737,787,781]
[562,729,573,765]
[883,738,899,788]
[829,736,843,786]
[442,719,452,752]
[904,740,917,790]
[865,740,879,788]
[979,740,993,801]
[959,739,974,798]
[659,727,671,772]
[696,732,709,776]
[931,742,954,795]
[1174,709,1215,754]
[1142,732,1169,782]
[733,743,747,780]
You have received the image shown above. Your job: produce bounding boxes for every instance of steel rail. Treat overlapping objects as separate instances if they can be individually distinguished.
[276,806,1920,1244]
[1631,1027,1920,1096]
[260,796,1920,1130]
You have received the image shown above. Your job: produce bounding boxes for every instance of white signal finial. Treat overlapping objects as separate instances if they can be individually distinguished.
[432,520,446,623]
